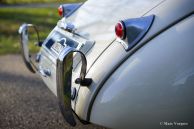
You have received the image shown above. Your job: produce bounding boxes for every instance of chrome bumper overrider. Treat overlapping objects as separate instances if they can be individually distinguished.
[57,48,90,126]
[18,24,40,73]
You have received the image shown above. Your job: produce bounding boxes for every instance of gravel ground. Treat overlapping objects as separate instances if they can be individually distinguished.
[0,55,105,129]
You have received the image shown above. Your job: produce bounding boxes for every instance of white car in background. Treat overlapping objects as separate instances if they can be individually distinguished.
[19,0,194,128]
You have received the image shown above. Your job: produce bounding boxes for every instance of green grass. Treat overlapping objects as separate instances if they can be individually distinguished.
[0,7,60,55]
[0,0,84,4]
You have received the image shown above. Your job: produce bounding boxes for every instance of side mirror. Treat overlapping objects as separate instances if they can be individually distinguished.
[18,24,41,73]
[57,46,92,126]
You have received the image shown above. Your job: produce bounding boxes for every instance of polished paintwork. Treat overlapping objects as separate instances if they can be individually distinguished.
[67,0,163,71]
[18,0,194,128]
[90,14,194,129]
[71,0,163,120]
[75,0,194,122]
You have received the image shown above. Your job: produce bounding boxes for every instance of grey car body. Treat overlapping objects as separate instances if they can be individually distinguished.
[19,0,194,129]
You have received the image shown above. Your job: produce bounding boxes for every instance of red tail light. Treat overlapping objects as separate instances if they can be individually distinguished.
[115,22,125,39]
[58,5,63,17]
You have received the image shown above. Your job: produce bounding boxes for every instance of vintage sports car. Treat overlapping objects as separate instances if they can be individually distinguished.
[18,0,194,128]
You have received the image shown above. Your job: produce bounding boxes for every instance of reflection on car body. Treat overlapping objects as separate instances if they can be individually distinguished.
[19,0,194,128]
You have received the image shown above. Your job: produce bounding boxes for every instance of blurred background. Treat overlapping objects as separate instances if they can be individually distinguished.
[0,0,85,54]
[0,0,105,129]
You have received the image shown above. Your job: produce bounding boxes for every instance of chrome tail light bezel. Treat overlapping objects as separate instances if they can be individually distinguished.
[116,15,155,51]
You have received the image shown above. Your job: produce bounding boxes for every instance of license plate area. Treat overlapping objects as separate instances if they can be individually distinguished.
[43,27,87,55]
[42,26,94,70]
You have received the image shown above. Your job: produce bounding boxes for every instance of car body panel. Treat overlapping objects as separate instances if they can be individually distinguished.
[90,14,194,129]
[67,0,163,71]
[75,0,194,121]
